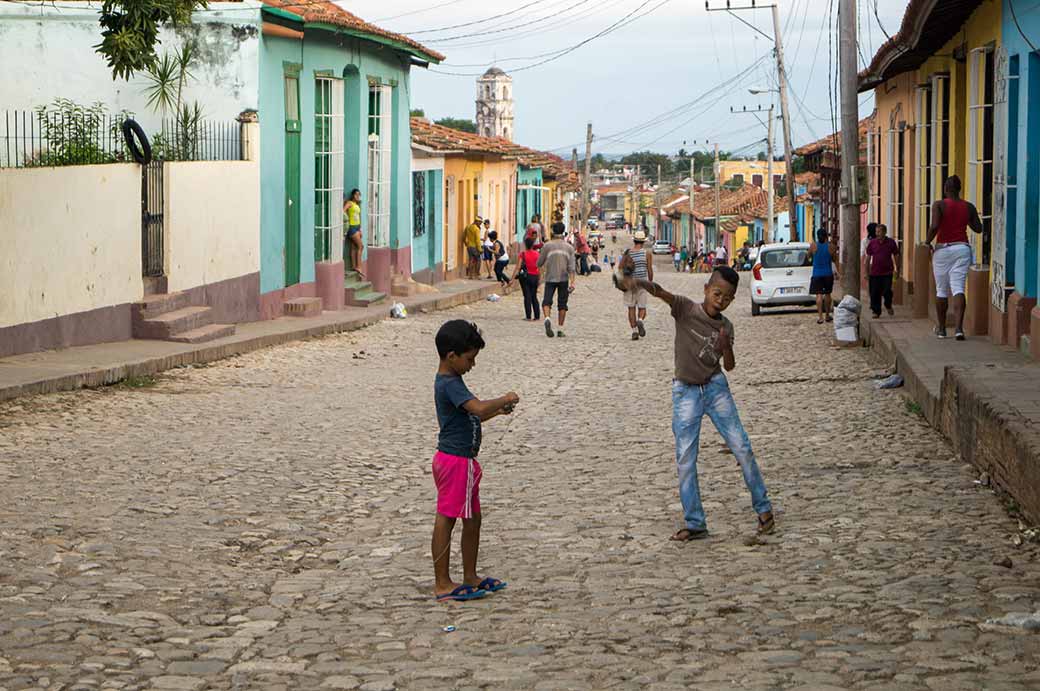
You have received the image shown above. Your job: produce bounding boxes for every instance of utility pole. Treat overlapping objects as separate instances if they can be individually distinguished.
[580,123,593,232]
[631,165,641,230]
[706,1,798,241]
[838,0,860,299]
[689,157,695,251]
[714,144,721,249]
[767,105,775,242]
[730,104,775,242]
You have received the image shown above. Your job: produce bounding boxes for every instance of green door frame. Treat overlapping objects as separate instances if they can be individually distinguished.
[284,64,302,287]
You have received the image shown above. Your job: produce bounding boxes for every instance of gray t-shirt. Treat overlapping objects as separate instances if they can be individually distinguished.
[537,240,576,283]
[671,295,734,385]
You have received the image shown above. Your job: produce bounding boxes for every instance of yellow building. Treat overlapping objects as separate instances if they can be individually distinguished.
[859,0,1002,337]
[718,160,787,196]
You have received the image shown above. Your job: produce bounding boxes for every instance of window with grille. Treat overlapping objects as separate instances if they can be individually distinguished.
[969,47,995,265]
[886,128,906,246]
[868,127,881,224]
[915,85,933,242]
[413,171,426,238]
[367,83,393,247]
[314,76,344,261]
[931,75,950,200]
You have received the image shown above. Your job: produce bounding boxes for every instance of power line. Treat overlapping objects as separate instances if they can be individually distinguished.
[545,54,771,152]
[400,0,555,34]
[375,0,470,22]
[428,0,673,76]
[873,0,892,42]
[423,0,597,44]
[437,0,631,63]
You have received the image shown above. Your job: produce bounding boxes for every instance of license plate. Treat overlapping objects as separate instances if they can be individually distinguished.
[780,287,805,295]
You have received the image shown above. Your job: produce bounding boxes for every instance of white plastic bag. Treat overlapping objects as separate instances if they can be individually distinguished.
[390,302,408,318]
[487,294,501,302]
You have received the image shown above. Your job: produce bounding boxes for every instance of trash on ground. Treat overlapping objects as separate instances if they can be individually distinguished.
[390,303,408,319]
[833,296,861,344]
[985,611,1040,630]
[442,625,457,633]
[876,374,904,389]
[994,556,1013,568]
[487,294,501,302]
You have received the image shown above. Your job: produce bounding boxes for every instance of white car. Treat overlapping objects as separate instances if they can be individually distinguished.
[750,242,815,316]
[652,240,672,255]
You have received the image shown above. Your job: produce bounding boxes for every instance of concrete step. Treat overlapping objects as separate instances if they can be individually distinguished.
[135,306,213,340]
[132,291,191,321]
[346,290,386,308]
[168,323,236,344]
[391,278,419,297]
[284,297,323,317]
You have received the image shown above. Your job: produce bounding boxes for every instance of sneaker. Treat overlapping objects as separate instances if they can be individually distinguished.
[955,330,966,341]
[886,306,895,316]
[556,330,566,338]
[636,320,646,338]
[757,512,775,535]
[631,331,640,341]
[936,327,948,339]
[544,318,554,338]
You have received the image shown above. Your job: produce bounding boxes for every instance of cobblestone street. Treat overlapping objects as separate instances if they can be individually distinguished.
[2,266,1039,691]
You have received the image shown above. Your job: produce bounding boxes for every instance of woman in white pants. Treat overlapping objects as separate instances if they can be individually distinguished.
[927,176,983,340]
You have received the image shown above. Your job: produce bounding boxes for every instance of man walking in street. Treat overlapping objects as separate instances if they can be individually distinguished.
[620,230,654,341]
[464,215,483,280]
[538,221,577,338]
[866,223,900,319]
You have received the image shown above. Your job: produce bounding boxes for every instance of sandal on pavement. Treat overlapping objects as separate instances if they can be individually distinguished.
[757,512,775,535]
[477,577,507,593]
[436,584,487,602]
[817,318,825,324]
[670,528,709,542]
[825,314,833,322]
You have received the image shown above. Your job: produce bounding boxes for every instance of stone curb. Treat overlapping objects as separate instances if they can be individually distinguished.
[0,283,499,404]
[863,316,1040,524]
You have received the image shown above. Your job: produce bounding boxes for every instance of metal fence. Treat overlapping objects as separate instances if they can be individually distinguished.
[1,109,246,168]
[2,109,130,168]
[155,117,245,162]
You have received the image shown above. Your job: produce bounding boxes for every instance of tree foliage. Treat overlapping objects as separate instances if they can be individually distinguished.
[410,108,426,118]
[435,117,477,134]
[96,0,208,80]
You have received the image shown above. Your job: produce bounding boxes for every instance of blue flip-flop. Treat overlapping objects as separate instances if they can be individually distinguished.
[435,584,486,602]
[477,577,508,593]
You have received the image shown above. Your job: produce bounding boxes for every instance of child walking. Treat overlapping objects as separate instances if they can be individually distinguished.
[618,267,775,540]
[431,320,519,601]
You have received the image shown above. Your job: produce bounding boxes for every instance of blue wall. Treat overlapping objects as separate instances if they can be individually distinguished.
[516,167,543,243]
[258,23,416,294]
[410,168,442,274]
[1003,1,1040,298]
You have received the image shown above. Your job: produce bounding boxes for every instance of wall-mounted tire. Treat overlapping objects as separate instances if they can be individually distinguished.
[121,119,152,165]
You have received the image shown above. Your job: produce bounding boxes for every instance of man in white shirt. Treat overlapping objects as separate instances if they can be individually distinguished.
[714,243,728,267]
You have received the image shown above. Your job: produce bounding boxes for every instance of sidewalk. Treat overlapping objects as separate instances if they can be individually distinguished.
[864,306,1040,523]
[0,279,498,404]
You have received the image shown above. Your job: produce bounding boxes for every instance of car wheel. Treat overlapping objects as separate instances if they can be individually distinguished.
[751,300,761,316]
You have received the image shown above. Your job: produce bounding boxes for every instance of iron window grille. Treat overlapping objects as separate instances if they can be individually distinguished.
[314,75,344,262]
[367,83,393,248]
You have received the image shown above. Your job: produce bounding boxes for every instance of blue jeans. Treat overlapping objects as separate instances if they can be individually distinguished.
[672,374,772,530]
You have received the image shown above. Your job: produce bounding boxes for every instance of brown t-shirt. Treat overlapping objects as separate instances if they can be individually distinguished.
[671,295,734,385]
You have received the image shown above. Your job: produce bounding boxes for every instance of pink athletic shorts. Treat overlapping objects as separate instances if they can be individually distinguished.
[432,451,482,519]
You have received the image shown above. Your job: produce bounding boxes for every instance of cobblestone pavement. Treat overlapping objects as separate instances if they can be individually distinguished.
[2,261,1039,691]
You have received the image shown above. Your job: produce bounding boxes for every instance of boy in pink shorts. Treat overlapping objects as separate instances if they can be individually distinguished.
[432,320,519,602]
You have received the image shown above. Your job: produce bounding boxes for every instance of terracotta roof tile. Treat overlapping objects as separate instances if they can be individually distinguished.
[261,0,444,62]
[794,113,876,157]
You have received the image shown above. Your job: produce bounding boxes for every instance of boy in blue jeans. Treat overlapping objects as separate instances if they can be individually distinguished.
[431,320,519,601]
[619,267,774,540]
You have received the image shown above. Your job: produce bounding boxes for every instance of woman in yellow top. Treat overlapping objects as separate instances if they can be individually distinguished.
[343,188,364,278]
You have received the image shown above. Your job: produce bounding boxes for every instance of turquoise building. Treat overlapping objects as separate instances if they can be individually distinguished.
[256,1,442,318]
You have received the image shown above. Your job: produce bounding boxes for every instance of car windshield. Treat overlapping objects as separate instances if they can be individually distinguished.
[760,248,810,268]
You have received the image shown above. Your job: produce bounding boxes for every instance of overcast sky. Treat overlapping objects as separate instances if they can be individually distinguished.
[341,0,911,158]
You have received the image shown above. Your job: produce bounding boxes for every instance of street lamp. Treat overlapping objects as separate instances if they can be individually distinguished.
[748,87,779,95]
